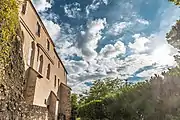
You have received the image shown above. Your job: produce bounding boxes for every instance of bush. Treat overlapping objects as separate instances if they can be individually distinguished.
[78,100,106,120]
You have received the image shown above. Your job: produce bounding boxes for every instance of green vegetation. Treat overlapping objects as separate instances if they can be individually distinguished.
[0,0,19,65]
[71,93,79,120]
[169,0,180,5]
[78,100,106,120]
[76,72,180,120]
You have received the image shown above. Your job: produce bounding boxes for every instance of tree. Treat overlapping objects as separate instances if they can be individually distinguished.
[82,78,123,103]
[166,20,180,66]
[169,0,180,5]
[71,93,78,120]
[78,100,106,120]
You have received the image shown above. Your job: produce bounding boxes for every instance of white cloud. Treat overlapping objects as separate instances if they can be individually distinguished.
[99,41,126,58]
[102,0,108,5]
[68,2,180,93]
[65,60,89,74]
[129,34,150,53]
[136,18,149,25]
[52,23,80,60]
[77,18,107,60]
[85,0,106,17]
[42,19,61,40]
[32,0,180,94]
[64,3,81,18]
[40,12,59,22]
[151,44,177,66]
[108,22,131,36]
[32,0,52,12]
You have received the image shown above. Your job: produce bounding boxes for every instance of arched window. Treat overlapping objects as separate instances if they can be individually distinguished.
[46,64,51,80]
[38,55,43,74]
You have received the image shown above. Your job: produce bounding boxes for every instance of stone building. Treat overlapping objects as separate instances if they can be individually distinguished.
[18,0,71,119]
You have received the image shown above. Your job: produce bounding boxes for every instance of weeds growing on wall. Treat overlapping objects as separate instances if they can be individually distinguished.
[0,0,19,80]
[0,0,19,64]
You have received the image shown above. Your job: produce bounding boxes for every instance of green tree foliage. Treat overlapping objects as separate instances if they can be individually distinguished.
[82,78,123,103]
[71,93,78,120]
[166,20,180,50]
[78,100,106,120]
[169,0,180,5]
[166,20,180,66]
[78,73,180,120]
[103,82,157,120]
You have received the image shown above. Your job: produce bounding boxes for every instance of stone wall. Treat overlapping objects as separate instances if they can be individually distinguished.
[0,28,50,120]
[59,84,71,120]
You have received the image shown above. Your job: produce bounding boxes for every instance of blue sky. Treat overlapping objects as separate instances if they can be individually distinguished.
[33,0,180,93]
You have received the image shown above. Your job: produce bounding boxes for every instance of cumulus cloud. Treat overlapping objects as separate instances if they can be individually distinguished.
[65,60,89,74]
[77,18,107,60]
[129,34,150,53]
[151,44,177,66]
[64,3,81,18]
[42,19,61,40]
[33,0,180,94]
[67,5,180,93]
[99,41,126,58]
[32,0,53,12]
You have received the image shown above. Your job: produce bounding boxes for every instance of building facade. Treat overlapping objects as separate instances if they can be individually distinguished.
[18,0,71,119]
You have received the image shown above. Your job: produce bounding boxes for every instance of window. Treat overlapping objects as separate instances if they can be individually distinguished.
[38,55,43,74]
[58,61,60,68]
[54,75,57,87]
[30,41,35,67]
[36,22,41,37]
[21,1,27,14]
[27,41,35,67]
[37,47,39,61]
[46,64,51,80]
[47,39,50,51]
[58,79,60,86]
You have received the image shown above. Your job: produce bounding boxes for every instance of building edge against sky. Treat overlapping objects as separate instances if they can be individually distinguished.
[18,0,71,119]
